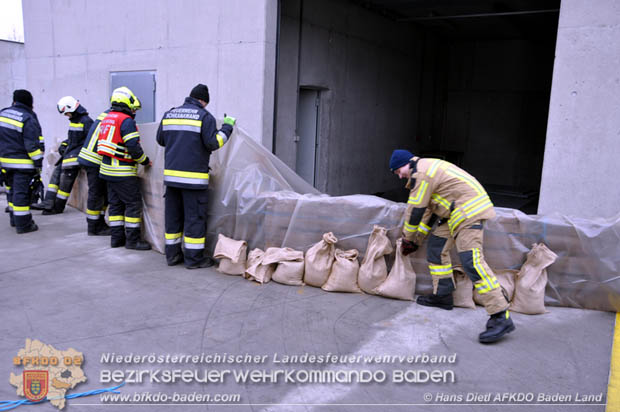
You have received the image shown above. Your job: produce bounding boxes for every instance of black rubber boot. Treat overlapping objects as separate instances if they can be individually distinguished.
[42,209,61,215]
[186,257,215,270]
[111,238,126,248]
[479,310,515,343]
[16,222,38,234]
[125,240,152,251]
[167,254,184,266]
[416,294,454,310]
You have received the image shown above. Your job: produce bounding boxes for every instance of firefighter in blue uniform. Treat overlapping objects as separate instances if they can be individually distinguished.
[0,90,44,233]
[77,108,111,235]
[156,84,235,268]
[97,87,151,250]
[43,96,93,215]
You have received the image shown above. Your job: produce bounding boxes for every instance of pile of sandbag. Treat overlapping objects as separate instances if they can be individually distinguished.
[212,232,558,312]
[212,226,419,301]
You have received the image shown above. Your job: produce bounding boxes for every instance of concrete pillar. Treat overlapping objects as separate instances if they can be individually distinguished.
[538,0,620,218]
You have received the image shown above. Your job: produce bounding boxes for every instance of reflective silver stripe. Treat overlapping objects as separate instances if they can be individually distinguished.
[31,154,43,161]
[184,242,205,250]
[165,238,182,245]
[56,193,69,200]
[162,125,201,133]
[163,175,209,185]
[0,121,22,132]
[109,221,125,227]
[87,214,100,220]
[218,132,228,145]
[62,161,79,167]
[1,162,34,170]
[13,211,31,216]
[69,125,84,131]
[125,222,140,228]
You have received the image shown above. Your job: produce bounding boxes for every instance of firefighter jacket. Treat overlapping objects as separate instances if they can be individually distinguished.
[97,106,149,181]
[0,102,44,171]
[155,96,232,189]
[59,105,93,169]
[78,110,109,168]
[402,157,496,243]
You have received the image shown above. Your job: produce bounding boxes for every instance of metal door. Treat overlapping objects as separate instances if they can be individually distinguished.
[110,71,156,124]
[295,88,319,186]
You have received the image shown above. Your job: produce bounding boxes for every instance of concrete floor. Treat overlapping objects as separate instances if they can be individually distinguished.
[0,199,615,412]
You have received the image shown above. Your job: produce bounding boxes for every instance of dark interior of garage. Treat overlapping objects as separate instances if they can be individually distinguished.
[274,0,560,214]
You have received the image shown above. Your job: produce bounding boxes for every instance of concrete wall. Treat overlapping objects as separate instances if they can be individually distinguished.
[275,0,423,195]
[0,40,26,109]
[539,0,620,218]
[21,0,277,158]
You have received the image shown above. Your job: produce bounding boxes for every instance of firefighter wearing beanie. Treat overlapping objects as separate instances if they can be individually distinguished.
[389,149,515,344]
[0,90,44,233]
[156,84,236,269]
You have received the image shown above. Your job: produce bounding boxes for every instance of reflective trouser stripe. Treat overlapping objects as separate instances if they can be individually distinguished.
[125,216,142,228]
[184,236,205,249]
[57,190,70,200]
[472,248,499,293]
[12,205,30,216]
[86,209,101,220]
[109,215,125,226]
[47,184,58,193]
[165,232,182,245]
[429,264,453,276]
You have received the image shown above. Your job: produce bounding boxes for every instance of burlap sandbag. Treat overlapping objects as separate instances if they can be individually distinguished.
[375,239,416,301]
[213,234,247,275]
[264,247,305,286]
[511,243,558,315]
[304,232,338,287]
[358,225,393,294]
[244,248,275,284]
[322,249,362,293]
[473,268,517,306]
[452,265,475,309]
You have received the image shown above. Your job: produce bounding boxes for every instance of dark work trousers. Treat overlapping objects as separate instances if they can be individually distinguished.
[6,170,35,231]
[85,166,108,233]
[52,167,80,213]
[164,186,208,267]
[43,163,63,210]
[107,177,143,247]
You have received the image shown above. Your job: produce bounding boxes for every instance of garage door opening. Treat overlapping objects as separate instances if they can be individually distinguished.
[274,0,559,214]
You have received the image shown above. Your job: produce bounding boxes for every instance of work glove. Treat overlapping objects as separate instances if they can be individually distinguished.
[401,238,418,256]
[223,115,236,127]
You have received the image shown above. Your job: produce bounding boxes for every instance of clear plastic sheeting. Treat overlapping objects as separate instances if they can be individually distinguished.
[66,122,620,313]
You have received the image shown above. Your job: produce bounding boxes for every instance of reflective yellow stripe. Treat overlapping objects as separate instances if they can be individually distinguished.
[125,216,142,223]
[0,116,24,128]
[408,181,428,205]
[165,232,183,240]
[418,222,431,234]
[0,157,34,165]
[62,157,78,164]
[69,122,84,130]
[445,168,484,194]
[58,189,70,196]
[216,134,224,148]
[472,248,499,293]
[135,153,147,164]
[12,205,29,212]
[403,222,418,233]
[86,209,100,216]
[48,184,58,190]
[97,112,107,120]
[122,132,140,142]
[431,193,451,210]
[163,169,209,179]
[184,236,205,244]
[162,119,202,127]
[109,215,125,222]
[426,159,444,178]
[28,149,42,158]
[429,263,453,276]
[39,135,44,141]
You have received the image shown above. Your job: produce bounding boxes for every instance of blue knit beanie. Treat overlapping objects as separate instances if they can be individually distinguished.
[389,149,414,172]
